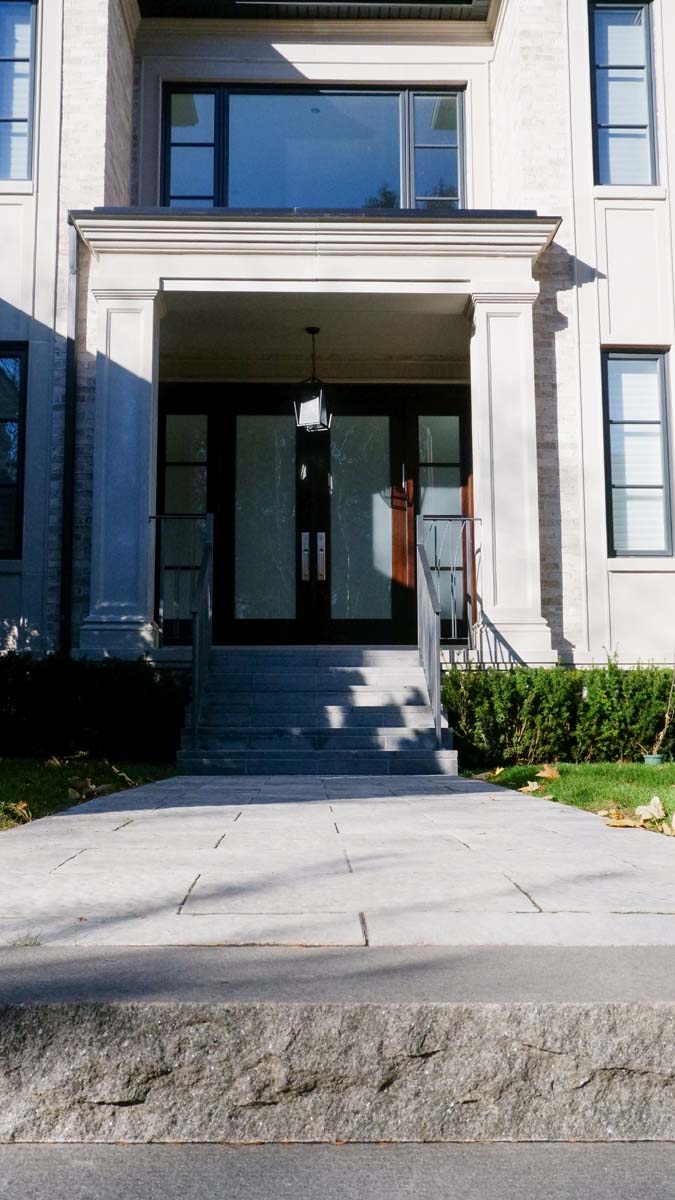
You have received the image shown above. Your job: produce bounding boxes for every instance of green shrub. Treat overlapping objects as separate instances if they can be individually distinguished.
[0,654,189,762]
[442,663,675,768]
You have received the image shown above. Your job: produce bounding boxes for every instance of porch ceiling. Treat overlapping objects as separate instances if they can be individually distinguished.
[159,290,471,381]
[137,1,491,20]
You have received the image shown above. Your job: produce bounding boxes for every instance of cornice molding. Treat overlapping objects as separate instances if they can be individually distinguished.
[74,214,561,264]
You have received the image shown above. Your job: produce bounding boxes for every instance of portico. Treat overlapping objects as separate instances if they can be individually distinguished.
[70,209,560,663]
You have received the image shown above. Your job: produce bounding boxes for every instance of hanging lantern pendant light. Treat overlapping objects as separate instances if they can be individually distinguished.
[294,326,331,432]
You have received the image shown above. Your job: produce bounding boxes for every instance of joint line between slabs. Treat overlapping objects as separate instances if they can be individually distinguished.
[50,849,88,874]
[343,849,354,874]
[177,873,201,915]
[359,911,370,946]
[503,874,543,913]
[214,832,227,849]
[113,818,133,832]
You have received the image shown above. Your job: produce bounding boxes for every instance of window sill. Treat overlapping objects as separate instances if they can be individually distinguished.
[0,181,34,197]
[594,185,667,202]
[608,558,675,572]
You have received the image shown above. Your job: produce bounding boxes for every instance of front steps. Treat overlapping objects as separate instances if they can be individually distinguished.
[177,646,457,776]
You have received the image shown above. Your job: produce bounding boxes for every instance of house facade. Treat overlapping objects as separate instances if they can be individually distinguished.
[1,0,674,666]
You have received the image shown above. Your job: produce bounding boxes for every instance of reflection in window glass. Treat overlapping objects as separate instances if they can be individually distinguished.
[229,93,400,210]
[167,91,215,207]
[0,349,24,556]
[591,4,655,185]
[605,354,671,554]
[331,416,392,620]
[0,2,34,180]
[235,415,296,620]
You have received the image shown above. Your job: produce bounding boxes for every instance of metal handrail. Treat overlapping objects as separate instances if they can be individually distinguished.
[190,516,214,747]
[416,516,442,747]
[421,516,483,650]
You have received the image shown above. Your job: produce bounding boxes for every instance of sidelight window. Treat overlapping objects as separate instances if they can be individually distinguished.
[163,87,464,211]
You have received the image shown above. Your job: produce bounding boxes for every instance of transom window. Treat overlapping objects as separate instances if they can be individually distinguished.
[163,87,464,211]
[589,2,656,185]
[0,0,36,181]
[603,352,672,556]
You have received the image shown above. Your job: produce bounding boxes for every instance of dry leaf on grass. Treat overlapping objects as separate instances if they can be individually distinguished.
[605,816,640,828]
[519,781,541,794]
[6,800,31,823]
[111,765,136,789]
[536,764,560,781]
[635,795,666,824]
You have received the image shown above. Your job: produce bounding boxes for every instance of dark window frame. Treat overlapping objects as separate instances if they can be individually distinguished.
[161,83,465,211]
[0,342,27,559]
[589,1,657,186]
[0,0,38,183]
[602,349,672,558]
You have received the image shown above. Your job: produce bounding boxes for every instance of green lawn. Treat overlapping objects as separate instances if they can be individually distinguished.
[474,762,675,822]
[0,757,176,831]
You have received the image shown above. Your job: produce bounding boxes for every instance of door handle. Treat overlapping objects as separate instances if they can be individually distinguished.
[317,532,326,582]
[301,532,310,582]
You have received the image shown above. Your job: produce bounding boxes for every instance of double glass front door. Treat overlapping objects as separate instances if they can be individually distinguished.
[234,412,394,637]
[158,385,469,644]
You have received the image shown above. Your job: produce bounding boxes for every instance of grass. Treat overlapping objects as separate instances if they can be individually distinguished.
[473,761,675,822]
[0,756,176,831]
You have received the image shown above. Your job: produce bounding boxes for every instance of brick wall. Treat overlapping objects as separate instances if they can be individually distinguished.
[491,0,587,659]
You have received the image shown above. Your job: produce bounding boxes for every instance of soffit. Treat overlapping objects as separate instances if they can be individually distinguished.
[137,2,490,20]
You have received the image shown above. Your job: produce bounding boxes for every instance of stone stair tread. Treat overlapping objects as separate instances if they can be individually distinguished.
[177,749,459,776]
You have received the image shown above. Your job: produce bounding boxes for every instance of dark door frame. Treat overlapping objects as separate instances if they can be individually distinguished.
[158,382,471,645]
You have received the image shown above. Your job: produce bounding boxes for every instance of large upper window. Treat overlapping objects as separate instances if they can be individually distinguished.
[590,3,656,185]
[603,353,672,556]
[163,88,463,211]
[0,1,36,181]
[0,346,26,558]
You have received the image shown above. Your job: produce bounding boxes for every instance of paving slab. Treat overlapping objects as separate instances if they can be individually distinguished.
[2,776,675,947]
[2,1144,675,1200]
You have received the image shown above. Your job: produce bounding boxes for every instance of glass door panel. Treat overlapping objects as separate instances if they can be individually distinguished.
[330,415,392,620]
[235,414,296,620]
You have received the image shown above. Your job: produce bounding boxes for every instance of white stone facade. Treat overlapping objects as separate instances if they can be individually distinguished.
[1,0,674,664]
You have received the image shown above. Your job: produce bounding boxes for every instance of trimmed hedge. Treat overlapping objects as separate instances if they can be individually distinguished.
[0,654,189,762]
[442,662,675,768]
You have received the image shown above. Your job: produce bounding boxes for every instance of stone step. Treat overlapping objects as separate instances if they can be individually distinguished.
[3,946,675,1144]
[204,669,427,691]
[194,705,438,729]
[182,727,448,751]
[177,749,459,775]
[202,688,430,713]
[210,646,421,669]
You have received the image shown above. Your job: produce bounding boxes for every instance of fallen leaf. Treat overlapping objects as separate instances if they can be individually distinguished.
[45,756,61,768]
[519,781,540,794]
[536,764,560,781]
[537,794,554,801]
[493,767,504,777]
[66,788,80,802]
[635,795,666,824]
[606,817,640,828]
[6,800,31,823]
[93,784,116,797]
[598,809,609,817]
[110,765,136,789]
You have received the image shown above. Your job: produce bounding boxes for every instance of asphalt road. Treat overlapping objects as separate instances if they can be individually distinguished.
[2,1144,675,1200]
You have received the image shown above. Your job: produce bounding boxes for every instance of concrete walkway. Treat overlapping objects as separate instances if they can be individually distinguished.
[2,775,675,947]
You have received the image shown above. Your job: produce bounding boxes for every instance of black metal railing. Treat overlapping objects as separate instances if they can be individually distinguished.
[416,516,443,747]
[153,514,213,646]
[190,530,214,746]
[421,516,482,650]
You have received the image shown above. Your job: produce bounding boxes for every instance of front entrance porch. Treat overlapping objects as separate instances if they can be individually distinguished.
[157,381,471,648]
[70,209,560,665]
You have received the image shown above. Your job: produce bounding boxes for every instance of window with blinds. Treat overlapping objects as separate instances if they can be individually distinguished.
[590,2,656,186]
[0,1,36,181]
[604,353,672,556]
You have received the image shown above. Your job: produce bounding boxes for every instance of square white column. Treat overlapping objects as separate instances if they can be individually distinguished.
[470,292,556,664]
[80,290,161,657]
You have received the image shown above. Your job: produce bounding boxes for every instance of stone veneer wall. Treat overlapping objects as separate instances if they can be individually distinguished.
[46,0,140,648]
[490,0,587,660]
